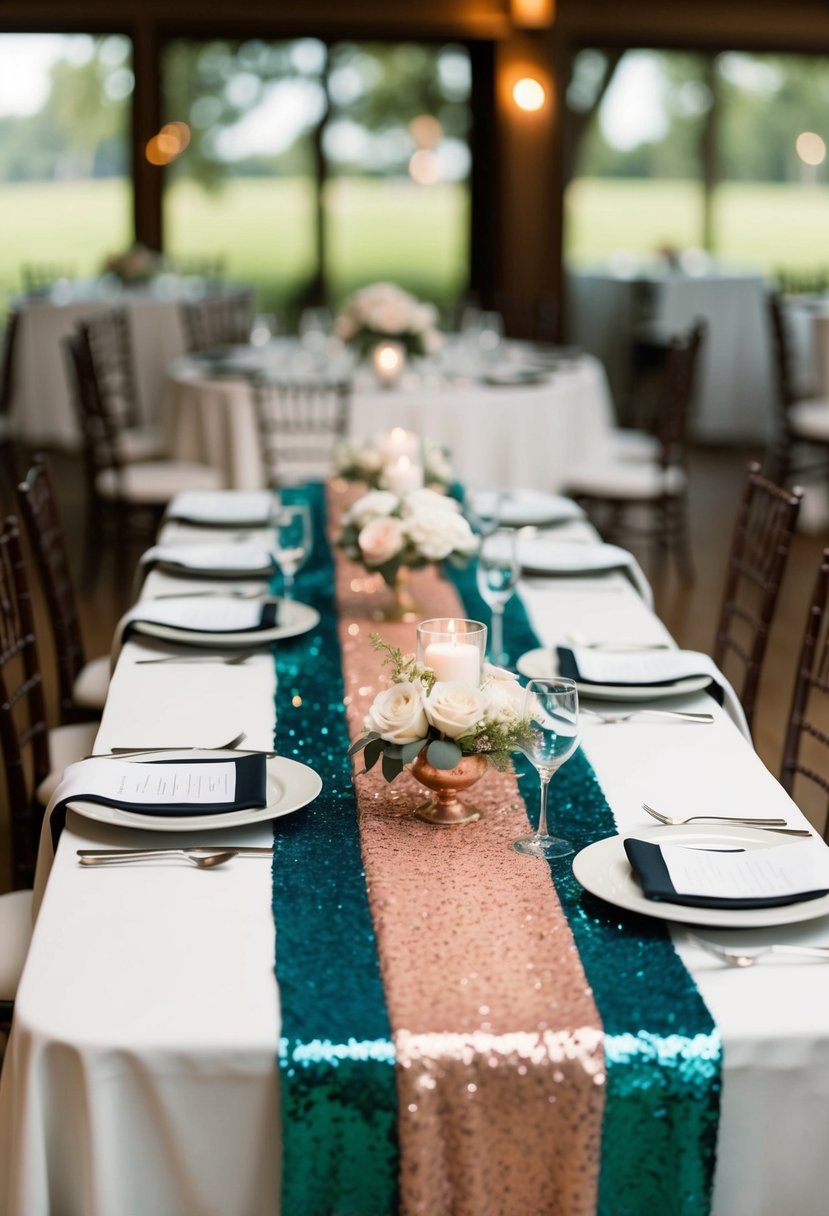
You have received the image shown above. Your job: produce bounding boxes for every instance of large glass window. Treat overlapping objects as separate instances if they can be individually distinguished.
[161,38,471,318]
[0,34,133,309]
[565,49,829,278]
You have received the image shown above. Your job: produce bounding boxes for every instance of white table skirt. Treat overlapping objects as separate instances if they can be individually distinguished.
[10,280,197,448]
[165,353,616,491]
[566,267,775,443]
[2,518,829,1215]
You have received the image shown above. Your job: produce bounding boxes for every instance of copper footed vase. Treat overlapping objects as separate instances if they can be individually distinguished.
[410,750,488,826]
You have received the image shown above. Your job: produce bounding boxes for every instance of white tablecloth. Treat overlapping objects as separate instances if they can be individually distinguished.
[9,278,203,448]
[166,351,616,492]
[1,513,829,1215]
[566,266,775,443]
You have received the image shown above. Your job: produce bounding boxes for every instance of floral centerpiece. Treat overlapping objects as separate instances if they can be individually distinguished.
[338,488,477,590]
[334,282,443,358]
[349,637,533,823]
[102,242,162,284]
[334,437,453,490]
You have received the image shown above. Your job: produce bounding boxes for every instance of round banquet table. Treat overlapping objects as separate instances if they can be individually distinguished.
[164,347,617,491]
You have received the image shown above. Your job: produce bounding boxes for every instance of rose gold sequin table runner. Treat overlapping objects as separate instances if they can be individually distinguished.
[329,484,606,1215]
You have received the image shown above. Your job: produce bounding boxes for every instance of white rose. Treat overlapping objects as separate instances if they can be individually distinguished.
[481,665,525,723]
[404,508,477,560]
[400,488,460,516]
[345,490,399,529]
[359,449,384,474]
[424,446,452,484]
[358,516,406,566]
[364,682,428,743]
[425,681,488,740]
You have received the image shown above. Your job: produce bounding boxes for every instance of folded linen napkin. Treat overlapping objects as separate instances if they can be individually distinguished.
[166,490,277,527]
[54,752,269,819]
[124,597,279,636]
[140,542,276,575]
[624,837,829,910]
[557,645,720,689]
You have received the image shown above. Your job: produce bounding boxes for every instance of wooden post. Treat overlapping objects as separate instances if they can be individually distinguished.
[131,19,163,252]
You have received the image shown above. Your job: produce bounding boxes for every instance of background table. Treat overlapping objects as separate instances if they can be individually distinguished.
[10,277,215,448]
[1,504,828,1215]
[566,265,775,443]
[166,348,617,491]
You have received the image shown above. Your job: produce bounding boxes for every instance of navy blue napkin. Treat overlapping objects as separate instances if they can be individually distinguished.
[51,754,269,851]
[624,837,829,909]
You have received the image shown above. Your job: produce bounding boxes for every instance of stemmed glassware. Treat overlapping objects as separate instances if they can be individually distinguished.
[273,504,312,599]
[466,487,504,539]
[514,677,580,859]
[476,527,519,667]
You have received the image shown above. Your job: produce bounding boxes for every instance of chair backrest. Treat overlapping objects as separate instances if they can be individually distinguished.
[0,309,19,421]
[780,548,829,838]
[0,516,52,887]
[16,457,88,723]
[63,327,127,494]
[712,462,802,734]
[180,290,255,352]
[254,376,352,487]
[654,320,706,469]
[82,308,141,430]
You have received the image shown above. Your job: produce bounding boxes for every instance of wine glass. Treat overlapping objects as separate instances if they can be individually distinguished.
[465,487,504,538]
[476,528,519,667]
[514,677,580,859]
[274,504,312,599]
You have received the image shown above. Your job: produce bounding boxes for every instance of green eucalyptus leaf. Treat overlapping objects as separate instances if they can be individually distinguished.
[401,738,427,763]
[363,737,384,772]
[347,732,380,757]
[381,752,404,783]
[427,738,463,770]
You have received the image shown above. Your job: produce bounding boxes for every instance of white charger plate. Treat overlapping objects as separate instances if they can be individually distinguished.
[66,751,322,832]
[472,490,585,528]
[573,824,829,928]
[516,646,712,701]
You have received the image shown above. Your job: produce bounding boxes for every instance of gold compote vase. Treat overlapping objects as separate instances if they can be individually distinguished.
[373,568,420,623]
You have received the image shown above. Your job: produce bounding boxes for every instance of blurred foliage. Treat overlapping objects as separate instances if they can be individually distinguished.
[574,50,829,184]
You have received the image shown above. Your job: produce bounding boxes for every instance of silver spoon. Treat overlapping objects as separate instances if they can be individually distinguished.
[78,849,238,869]
[642,802,812,835]
[687,933,829,968]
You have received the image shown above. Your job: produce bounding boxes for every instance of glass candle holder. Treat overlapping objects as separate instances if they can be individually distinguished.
[372,339,405,387]
[416,618,487,686]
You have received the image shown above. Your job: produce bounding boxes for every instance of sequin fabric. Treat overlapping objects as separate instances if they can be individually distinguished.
[448,555,722,1216]
[331,488,606,1216]
[272,484,398,1216]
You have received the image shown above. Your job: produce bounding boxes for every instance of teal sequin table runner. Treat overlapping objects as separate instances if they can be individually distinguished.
[269,482,721,1216]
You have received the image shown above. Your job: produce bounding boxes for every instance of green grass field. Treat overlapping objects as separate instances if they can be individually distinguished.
[2,175,828,318]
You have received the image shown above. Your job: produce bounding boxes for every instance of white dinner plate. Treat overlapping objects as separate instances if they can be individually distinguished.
[517,538,632,576]
[515,646,712,701]
[472,490,585,528]
[482,366,549,387]
[166,490,277,529]
[129,598,319,649]
[66,751,322,832]
[572,824,829,928]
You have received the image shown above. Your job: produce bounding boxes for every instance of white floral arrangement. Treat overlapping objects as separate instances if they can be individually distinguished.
[338,488,477,587]
[334,438,453,490]
[102,242,162,284]
[349,637,533,780]
[334,282,444,358]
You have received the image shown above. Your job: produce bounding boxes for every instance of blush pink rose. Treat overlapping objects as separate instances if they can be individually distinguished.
[358,516,405,566]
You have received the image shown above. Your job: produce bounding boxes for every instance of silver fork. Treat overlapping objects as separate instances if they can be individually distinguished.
[642,802,811,835]
[687,933,829,968]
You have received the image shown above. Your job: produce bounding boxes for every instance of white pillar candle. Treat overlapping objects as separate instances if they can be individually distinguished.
[378,426,420,460]
[383,455,424,496]
[423,639,481,686]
